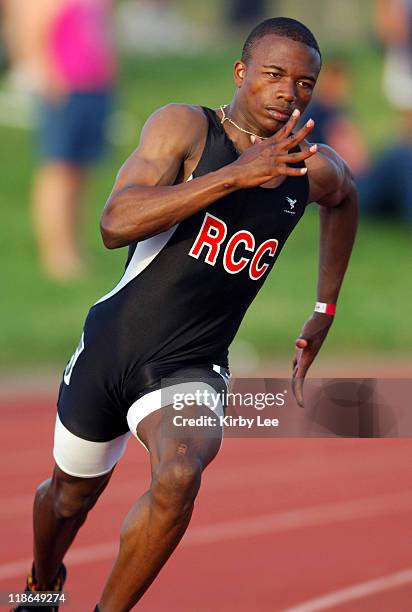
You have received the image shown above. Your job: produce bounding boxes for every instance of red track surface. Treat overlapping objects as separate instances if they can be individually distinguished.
[1,392,412,611]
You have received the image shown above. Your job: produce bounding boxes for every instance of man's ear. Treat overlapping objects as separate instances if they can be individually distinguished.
[234,60,246,88]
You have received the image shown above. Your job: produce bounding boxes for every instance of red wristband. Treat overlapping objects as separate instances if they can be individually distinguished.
[314,301,336,316]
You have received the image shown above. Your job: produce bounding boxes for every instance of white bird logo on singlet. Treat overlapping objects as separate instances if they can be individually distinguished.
[286,196,297,209]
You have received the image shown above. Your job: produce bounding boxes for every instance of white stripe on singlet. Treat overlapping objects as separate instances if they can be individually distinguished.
[94,225,178,305]
[94,174,194,305]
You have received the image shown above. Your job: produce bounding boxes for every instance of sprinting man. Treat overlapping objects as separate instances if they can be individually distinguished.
[14,17,358,612]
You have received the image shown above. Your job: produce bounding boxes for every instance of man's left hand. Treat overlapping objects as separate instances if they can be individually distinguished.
[292,313,334,407]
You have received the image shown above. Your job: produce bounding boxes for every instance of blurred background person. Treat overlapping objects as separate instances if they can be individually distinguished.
[117,0,205,53]
[301,57,370,180]
[359,0,412,224]
[2,0,116,280]
[376,0,412,111]
[226,0,267,31]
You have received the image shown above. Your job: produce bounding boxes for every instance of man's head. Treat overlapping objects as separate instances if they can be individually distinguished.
[241,17,321,66]
[233,18,322,136]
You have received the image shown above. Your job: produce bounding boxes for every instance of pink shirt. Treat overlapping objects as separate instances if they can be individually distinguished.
[51,0,115,91]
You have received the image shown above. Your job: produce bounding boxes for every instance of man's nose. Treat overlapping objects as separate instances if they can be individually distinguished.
[277,79,297,103]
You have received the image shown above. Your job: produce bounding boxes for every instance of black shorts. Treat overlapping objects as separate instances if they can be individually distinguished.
[53,337,229,478]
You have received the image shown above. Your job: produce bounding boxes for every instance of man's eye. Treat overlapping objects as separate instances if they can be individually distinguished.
[298,81,313,89]
[268,72,281,79]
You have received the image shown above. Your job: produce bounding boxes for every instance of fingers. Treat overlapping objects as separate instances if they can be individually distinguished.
[286,119,315,150]
[292,340,304,377]
[292,337,309,407]
[292,358,306,407]
[253,112,315,152]
[277,165,308,177]
[276,145,317,165]
[291,375,304,408]
[250,135,264,145]
[271,108,302,141]
[268,145,317,178]
[296,338,308,350]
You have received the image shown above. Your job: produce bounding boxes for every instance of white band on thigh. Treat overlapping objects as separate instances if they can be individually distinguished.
[127,380,225,450]
[53,415,131,478]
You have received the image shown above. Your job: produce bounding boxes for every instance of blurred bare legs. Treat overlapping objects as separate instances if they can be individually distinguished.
[32,163,88,280]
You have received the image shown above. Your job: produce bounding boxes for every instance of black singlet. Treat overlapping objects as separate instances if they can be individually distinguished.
[57,106,309,440]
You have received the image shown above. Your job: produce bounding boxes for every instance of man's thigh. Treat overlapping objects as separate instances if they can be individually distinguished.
[53,414,131,478]
[137,403,223,473]
[56,340,132,478]
[128,365,229,472]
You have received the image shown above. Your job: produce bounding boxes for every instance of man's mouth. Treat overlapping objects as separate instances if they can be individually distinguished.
[266,107,293,122]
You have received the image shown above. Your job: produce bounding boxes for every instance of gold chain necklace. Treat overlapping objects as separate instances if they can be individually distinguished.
[219,104,268,140]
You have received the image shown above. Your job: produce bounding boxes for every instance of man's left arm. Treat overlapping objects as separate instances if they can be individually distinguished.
[292,146,359,406]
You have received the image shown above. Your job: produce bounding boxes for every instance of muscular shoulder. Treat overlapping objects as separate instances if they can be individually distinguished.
[303,141,354,206]
[112,104,208,191]
[139,103,208,159]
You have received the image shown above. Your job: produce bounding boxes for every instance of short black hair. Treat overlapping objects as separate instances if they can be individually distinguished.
[241,17,321,64]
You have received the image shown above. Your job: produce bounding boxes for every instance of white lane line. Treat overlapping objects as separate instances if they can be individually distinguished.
[283,568,412,612]
[183,489,412,545]
[2,490,412,582]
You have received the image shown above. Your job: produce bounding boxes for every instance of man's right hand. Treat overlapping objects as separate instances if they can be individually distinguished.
[231,110,317,189]
[101,105,317,248]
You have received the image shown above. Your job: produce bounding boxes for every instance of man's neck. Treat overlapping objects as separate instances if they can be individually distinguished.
[226,98,275,139]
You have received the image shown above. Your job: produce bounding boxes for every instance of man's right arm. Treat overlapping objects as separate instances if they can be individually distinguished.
[100,105,316,248]
[100,104,241,248]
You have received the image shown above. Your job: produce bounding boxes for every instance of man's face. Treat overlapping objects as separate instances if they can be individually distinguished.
[235,34,321,134]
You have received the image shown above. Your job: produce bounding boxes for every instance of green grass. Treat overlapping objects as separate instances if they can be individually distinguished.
[1,48,411,368]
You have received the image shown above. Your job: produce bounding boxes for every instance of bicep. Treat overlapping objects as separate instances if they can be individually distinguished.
[113,149,182,195]
[112,104,205,194]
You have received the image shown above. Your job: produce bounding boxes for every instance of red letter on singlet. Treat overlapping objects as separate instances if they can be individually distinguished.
[189,213,227,266]
[223,230,255,274]
[249,239,278,281]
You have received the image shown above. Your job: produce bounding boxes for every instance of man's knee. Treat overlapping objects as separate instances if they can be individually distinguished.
[42,474,102,520]
[151,455,202,512]
[52,485,94,519]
